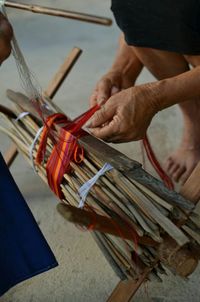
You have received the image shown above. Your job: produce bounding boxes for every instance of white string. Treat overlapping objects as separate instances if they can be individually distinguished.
[78,163,113,208]
[15,112,29,122]
[29,126,44,172]
[1,3,42,101]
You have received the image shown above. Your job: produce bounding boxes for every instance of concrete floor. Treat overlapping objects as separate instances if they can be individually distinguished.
[0,0,199,301]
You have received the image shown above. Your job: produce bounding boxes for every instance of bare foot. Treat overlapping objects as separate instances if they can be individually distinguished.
[165,147,200,184]
[165,102,200,184]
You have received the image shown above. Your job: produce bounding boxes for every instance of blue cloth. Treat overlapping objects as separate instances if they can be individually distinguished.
[0,153,58,296]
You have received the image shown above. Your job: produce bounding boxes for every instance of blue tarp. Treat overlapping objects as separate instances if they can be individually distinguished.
[0,153,58,296]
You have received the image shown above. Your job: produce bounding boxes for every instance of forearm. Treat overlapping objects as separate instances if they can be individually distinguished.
[110,33,143,77]
[155,66,200,110]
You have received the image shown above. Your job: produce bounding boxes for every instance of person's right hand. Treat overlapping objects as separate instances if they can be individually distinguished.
[90,70,134,107]
[0,13,13,64]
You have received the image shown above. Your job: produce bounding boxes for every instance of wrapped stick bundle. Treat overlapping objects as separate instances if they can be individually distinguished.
[0,90,199,283]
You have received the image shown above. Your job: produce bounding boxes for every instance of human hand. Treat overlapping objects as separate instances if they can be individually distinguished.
[89,70,135,108]
[87,83,160,143]
[0,13,13,64]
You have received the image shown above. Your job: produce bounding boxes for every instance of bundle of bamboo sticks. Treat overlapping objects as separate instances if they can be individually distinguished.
[0,91,199,282]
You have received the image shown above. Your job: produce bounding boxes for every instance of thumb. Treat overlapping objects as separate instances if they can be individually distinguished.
[86,102,115,128]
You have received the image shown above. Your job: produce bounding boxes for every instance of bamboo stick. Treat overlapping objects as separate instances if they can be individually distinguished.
[5,1,112,26]
[129,178,173,212]
[182,225,200,245]
[93,232,127,280]
[110,171,189,246]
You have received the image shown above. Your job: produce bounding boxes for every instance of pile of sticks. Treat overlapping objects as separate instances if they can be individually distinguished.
[0,89,199,282]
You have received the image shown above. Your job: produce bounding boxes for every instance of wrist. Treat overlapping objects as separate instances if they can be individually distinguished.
[138,82,164,113]
[110,57,142,81]
[153,67,200,110]
[146,79,180,112]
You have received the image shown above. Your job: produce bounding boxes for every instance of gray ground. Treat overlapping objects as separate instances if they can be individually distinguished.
[0,1,199,301]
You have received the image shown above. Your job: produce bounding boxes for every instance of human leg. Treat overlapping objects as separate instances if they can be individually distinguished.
[132,47,200,183]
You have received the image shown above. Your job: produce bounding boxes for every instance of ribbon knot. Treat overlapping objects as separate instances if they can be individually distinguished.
[34,104,100,199]
[35,113,83,198]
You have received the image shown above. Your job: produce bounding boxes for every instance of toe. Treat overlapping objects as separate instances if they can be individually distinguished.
[168,163,180,177]
[172,166,186,182]
[164,156,174,172]
[180,165,195,184]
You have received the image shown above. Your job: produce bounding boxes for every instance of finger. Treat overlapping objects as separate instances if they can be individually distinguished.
[172,166,186,182]
[164,157,174,172]
[97,79,112,101]
[88,124,115,140]
[180,165,195,184]
[86,103,115,128]
[89,92,98,108]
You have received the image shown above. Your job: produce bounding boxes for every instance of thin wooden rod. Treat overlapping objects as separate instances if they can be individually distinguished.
[5,1,112,26]
[44,47,82,99]
[4,142,18,167]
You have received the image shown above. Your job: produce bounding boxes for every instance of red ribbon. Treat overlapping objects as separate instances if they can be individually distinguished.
[35,105,100,198]
[142,134,174,190]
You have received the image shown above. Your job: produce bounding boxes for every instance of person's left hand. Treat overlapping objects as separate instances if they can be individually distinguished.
[0,13,13,64]
[87,83,159,143]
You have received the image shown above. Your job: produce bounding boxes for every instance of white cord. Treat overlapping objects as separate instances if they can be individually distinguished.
[29,126,44,172]
[15,112,29,122]
[78,163,113,208]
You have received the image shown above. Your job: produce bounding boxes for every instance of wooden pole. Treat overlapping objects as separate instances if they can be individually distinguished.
[3,142,18,167]
[44,48,82,99]
[5,1,112,26]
